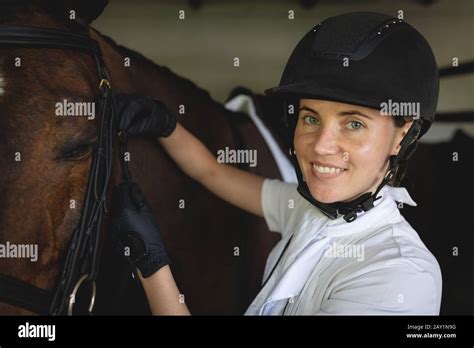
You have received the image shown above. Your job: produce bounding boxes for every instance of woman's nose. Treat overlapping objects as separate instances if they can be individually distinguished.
[312,124,340,156]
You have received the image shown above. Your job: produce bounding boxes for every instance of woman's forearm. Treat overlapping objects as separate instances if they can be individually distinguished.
[139,266,190,315]
[158,123,217,183]
[158,123,264,216]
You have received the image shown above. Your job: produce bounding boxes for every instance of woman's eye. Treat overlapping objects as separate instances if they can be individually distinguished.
[303,115,319,125]
[347,120,365,130]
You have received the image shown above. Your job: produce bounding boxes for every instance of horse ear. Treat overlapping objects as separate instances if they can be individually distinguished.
[40,0,109,25]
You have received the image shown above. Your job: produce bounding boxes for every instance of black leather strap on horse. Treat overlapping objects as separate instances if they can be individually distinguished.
[0,26,131,315]
[0,274,53,315]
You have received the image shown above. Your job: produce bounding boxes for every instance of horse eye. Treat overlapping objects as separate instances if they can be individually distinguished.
[59,142,94,161]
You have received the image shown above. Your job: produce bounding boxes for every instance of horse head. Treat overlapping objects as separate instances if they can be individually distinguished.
[0,0,124,315]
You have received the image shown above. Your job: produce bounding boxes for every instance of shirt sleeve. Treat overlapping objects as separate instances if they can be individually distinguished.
[261,178,299,235]
[315,266,440,315]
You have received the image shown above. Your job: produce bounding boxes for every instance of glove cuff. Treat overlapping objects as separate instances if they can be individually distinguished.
[136,249,171,278]
[160,110,177,137]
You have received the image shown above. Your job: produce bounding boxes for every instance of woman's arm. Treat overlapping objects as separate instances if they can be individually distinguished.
[139,266,191,315]
[159,123,265,217]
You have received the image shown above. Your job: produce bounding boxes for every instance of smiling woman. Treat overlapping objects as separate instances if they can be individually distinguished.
[294,99,413,204]
[112,11,443,316]
[250,11,441,314]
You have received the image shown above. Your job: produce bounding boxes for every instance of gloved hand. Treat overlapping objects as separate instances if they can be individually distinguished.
[110,181,170,278]
[116,94,177,138]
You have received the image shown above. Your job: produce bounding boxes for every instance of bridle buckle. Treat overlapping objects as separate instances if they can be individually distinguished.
[99,78,111,90]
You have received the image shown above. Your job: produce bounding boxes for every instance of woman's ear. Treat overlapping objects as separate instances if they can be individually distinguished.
[392,120,414,156]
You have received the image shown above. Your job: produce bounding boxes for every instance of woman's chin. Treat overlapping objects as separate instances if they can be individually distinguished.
[307,186,341,204]
[303,168,351,203]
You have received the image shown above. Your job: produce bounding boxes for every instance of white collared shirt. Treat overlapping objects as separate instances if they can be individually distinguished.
[245,179,442,315]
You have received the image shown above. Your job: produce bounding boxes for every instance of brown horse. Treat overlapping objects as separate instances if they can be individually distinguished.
[0,1,285,314]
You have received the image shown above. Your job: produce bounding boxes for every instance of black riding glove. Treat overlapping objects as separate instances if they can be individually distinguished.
[110,181,170,278]
[116,94,177,138]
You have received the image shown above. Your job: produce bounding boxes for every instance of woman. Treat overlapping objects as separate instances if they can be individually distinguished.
[111,12,442,315]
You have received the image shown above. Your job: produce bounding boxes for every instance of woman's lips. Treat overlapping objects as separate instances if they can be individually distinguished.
[310,162,347,180]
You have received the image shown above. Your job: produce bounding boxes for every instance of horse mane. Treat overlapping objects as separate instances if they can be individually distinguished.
[95,30,292,161]
[96,30,215,102]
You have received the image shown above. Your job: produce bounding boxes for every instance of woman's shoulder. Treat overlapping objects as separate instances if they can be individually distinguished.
[262,178,298,197]
[262,178,321,212]
[261,178,327,235]
[348,222,442,287]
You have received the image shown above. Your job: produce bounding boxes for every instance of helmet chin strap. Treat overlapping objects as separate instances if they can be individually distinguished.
[291,120,422,223]
[295,159,395,222]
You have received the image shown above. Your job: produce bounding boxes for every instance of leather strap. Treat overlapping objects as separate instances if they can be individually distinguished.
[0,274,53,315]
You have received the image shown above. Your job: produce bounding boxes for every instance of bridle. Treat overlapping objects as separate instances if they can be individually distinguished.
[0,26,130,316]
[0,26,130,315]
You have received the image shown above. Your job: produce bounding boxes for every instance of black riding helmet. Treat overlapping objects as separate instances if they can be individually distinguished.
[265,12,439,222]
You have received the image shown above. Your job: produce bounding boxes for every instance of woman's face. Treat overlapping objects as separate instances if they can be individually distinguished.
[294,99,412,203]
